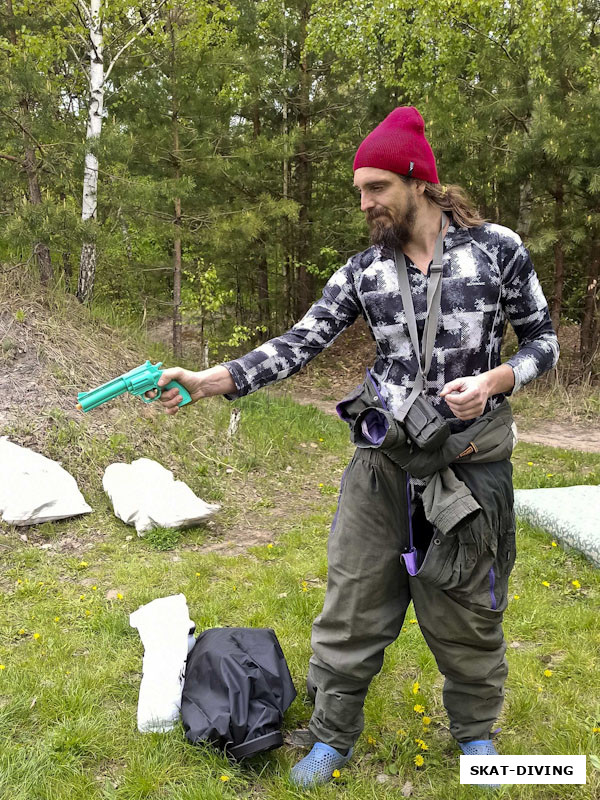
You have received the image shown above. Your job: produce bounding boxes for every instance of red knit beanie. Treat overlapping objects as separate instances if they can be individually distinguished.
[353,107,439,183]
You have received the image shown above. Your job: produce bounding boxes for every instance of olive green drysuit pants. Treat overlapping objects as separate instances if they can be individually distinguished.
[307,447,517,752]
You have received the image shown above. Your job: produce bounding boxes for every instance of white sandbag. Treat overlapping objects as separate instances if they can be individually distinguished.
[130,593,195,733]
[103,457,220,535]
[514,485,600,567]
[0,437,92,525]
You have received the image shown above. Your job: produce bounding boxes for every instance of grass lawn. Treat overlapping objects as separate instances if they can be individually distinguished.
[1,392,599,799]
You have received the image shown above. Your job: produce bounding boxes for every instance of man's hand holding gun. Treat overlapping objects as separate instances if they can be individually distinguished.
[154,365,235,415]
[77,361,235,414]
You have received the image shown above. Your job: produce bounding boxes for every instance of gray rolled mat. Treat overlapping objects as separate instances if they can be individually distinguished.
[514,485,600,567]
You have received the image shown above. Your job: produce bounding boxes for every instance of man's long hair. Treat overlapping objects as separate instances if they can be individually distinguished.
[402,178,487,228]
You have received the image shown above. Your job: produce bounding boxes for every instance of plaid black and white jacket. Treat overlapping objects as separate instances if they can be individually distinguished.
[223,219,559,432]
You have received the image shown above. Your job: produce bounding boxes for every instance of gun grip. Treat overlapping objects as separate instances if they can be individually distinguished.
[165,380,192,407]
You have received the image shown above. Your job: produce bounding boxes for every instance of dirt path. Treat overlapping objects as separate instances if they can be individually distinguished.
[288,391,600,454]
[514,419,600,453]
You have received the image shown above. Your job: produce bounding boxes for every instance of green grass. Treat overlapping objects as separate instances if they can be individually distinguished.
[1,393,599,799]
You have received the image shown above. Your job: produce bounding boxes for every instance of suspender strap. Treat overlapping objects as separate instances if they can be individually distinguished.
[394,213,447,421]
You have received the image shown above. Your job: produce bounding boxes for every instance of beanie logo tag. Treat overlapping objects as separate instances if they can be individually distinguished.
[407,161,414,176]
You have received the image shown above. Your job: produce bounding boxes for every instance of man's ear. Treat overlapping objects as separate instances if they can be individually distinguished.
[413,179,427,196]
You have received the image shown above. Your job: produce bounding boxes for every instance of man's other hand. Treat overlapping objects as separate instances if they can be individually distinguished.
[439,375,490,420]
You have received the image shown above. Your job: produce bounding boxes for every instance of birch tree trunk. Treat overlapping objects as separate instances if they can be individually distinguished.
[77,0,104,304]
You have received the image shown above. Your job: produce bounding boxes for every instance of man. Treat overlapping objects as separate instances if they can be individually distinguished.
[156,108,559,787]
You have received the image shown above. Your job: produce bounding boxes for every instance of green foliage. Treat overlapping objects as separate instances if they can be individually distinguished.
[1,391,599,798]
[0,0,598,364]
[144,527,183,551]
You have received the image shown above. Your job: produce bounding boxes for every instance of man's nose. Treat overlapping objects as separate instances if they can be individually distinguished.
[360,192,375,212]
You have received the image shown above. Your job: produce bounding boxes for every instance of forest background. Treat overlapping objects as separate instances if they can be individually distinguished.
[1,0,599,380]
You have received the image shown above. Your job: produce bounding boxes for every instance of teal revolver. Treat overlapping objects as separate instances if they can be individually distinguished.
[77,360,192,412]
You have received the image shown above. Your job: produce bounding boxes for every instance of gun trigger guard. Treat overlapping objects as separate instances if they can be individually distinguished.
[142,387,161,403]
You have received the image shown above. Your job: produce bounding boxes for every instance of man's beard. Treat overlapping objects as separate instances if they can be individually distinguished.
[367,201,417,249]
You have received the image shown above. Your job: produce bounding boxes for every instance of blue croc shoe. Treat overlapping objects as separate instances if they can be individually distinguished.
[290,742,353,788]
[459,739,500,790]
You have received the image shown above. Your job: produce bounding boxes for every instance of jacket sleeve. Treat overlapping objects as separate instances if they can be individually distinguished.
[499,231,560,392]
[221,259,362,398]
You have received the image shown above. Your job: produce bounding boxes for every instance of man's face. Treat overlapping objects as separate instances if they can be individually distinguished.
[353,167,418,248]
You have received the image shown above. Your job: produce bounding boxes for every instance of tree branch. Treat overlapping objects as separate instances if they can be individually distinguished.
[76,0,91,27]
[0,152,22,164]
[68,43,90,81]
[104,0,170,84]
[457,78,530,133]
[453,18,516,64]
[0,109,45,153]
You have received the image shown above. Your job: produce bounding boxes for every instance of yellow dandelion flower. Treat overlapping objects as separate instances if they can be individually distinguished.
[551,541,557,547]
[546,473,554,478]
[267,543,273,549]
[318,483,324,487]
[78,561,88,568]
[54,617,60,622]
[92,586,97,591]
[412,681,420,694]
[319,438,324,442]
[367,735,377,745]
[18,629,26,635]
[422,717,431,726]
[592,727,600,733]
[527,461,533,466]
[0,665,5,670]
[413,704,425,714]
[420,742,429,751]
[196,572,201,577]
[33,633,40,640]
[396,728,407,737]
[544,669,553,677]
[572,580,581,589]
[219,775,230,782]
[409,618,418,624]
[537,686,543,692]
[85,610,91,616]
[414,754,424,767]
[541,581,550,587]
[79,594,85,600]
[232,586,237,591]
[332,769,341,778]
[513,594,520,600]
[116,593,123,600]
[16,579,22,584]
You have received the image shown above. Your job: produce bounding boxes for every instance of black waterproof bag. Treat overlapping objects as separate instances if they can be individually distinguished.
[181,627,296,760]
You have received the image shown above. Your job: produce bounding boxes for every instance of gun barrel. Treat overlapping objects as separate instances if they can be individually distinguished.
[77,377,128,412]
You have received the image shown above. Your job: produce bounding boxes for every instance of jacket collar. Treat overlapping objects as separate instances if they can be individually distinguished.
[379,214,473,262]
[444,216,473,249]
